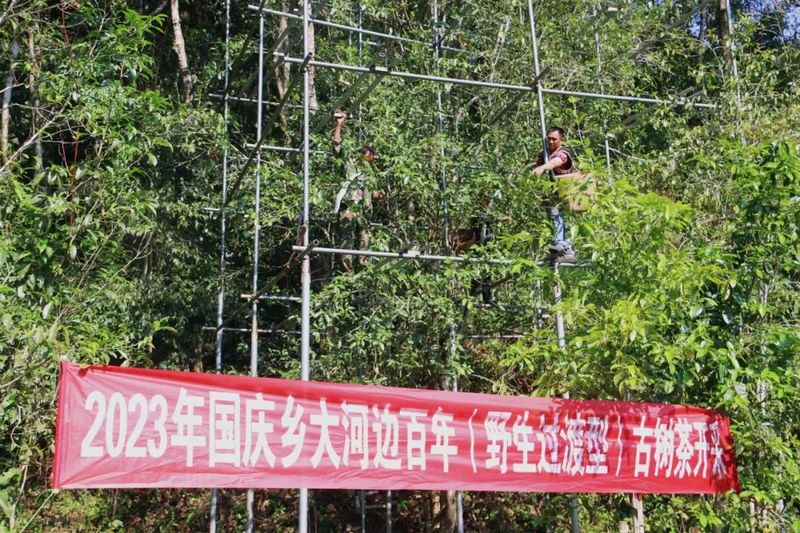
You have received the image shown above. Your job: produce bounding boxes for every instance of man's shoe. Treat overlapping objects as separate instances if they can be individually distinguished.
[549,242,567,254]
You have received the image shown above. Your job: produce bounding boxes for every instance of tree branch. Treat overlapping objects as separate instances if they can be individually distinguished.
[0,0,20,28]
[0,112,60,175]
[1,39,20,164]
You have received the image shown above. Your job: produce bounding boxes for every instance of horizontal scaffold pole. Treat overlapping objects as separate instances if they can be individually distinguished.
[217,243,316,332]
[277,55,715,109]
[244,143,301,153]
[291,245,588,268]
[239,294,302,302]
[209,93,304,109]
[202,326,301,335]
[277,54,536,92]
[243,142,327,155]
[292,244,513,264]
[466,334,526,340]
[541,87,715,109]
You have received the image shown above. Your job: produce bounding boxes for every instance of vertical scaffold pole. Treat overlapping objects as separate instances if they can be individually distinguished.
[451,324,464,533]
[526,2,578,532]
[357,3,364,143]
[299,0,312,531]
[360,491,366,533]
[526,1,547,157]
[358,2,364,57]
[209,0,232,530]
[356,6,370,527]
[592,6,611,169]
[433,4,463,530]
[245,13,266,533]
[433,0,450,243]
[386,490,392,533]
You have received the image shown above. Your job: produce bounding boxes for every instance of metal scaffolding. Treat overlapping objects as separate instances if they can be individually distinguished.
[208,1,732,531]
[208,0,231,529]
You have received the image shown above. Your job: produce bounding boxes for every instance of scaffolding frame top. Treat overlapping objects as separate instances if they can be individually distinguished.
[248,3,717,110]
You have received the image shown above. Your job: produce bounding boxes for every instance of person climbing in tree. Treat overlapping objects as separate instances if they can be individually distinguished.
[332,111,379,270]
[533,126,578,265]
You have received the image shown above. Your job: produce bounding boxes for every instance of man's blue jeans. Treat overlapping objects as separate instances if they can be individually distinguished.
[550,206,573,252]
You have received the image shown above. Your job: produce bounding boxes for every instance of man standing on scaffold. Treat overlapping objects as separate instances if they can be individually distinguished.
[533,126,578,265]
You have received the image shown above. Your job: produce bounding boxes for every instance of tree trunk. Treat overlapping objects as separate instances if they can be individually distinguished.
[275,3,291,136]
[425,491,435,533]
[490,15,512,79]
[437,490,457,532]
[632,493,645,533]
[2,39,20,164]
[0,114,57,175]
[698,5,707,59]
[717,0,732,67]
[27,27,43,176]
[304,1,317,111]
[170,0,193,104]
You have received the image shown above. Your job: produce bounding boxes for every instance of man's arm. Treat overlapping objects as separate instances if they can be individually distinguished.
[333,112,346,157]
[533,151,568,176]
[332,112,353,213]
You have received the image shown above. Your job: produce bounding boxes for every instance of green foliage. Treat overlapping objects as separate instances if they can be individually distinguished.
[1,0,798,530]
[1,1,226,529]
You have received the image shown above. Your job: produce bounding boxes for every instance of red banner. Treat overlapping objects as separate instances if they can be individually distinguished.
[53,361,738,493]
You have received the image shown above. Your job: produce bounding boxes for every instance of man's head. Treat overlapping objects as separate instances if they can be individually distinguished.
[546,127,566,153]
[360,145,375,164]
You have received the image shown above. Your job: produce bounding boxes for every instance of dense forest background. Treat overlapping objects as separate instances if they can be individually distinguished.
[1,0,799,531]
